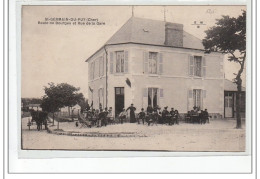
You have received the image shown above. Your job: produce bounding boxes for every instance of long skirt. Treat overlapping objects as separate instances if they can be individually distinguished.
[130,112,136,123]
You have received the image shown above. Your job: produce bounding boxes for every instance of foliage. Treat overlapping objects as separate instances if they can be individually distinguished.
[41,83,84,113]
[78,98,90,112]
[202,10,246,128]
[21,98,43,112]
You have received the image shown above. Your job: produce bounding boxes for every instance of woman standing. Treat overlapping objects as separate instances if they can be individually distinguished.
[126,104,136,123]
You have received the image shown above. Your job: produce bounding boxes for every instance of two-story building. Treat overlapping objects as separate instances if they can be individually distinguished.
[85,17,225,117]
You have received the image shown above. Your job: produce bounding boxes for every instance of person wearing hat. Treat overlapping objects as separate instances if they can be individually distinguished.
[162,106,169,124]
[97,109,105,127]
[157,107,163,124]
[146,104,153,114]
[204,109,210,123]
[138,108,146,125]
[126,103,136,123]
[169,108,175,125]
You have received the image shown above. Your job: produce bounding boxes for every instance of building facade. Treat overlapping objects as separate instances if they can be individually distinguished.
[86,17,224,117]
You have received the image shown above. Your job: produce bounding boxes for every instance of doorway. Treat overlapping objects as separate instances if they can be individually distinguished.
[115,87,124,117]
[225,92,234,118]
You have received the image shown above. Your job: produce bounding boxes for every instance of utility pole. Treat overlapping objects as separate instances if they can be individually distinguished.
[132,6,134,17]
[164,6,166,22]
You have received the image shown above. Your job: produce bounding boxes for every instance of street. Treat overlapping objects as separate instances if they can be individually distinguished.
[21,117,245,151]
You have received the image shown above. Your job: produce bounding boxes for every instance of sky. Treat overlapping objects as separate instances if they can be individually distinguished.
[22,5,246,98]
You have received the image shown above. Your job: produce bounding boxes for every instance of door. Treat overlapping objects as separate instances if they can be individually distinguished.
[148,88,158,108]
[225,92,234,118]
[115,87,124,118]
[193,89,202,109]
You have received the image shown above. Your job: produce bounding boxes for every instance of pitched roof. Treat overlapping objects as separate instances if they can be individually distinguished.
[86,17,204,62]
[224,79,246,91]
[106,17,204,49]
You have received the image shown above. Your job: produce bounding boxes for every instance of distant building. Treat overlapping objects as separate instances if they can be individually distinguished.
[28,104,42,111]
[85,17,226,117]
[60,104,81,115]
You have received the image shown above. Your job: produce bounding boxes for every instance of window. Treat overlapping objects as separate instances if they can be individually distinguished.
[194,56,202,77]
[193,89,202,108]
[98,88,104,109]
[148,88,158,108]
[99,56,104,77]
[116,51,125,73]
[90,62,94,80]
[148,52,158,74]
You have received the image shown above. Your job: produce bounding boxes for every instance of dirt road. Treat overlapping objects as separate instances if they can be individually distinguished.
[21,117,245,151]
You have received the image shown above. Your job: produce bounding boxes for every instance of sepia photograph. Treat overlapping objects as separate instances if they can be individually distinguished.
[21,5,247,152]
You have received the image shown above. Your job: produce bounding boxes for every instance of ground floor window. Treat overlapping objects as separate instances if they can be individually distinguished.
[193,89,202,108]
[148,88,158,108]
[98,88,104,109]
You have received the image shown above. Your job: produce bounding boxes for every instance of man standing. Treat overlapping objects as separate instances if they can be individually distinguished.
[126,104,136,123]
[138,108,146,125]
[162,106,169,124]
[146,105,153,114]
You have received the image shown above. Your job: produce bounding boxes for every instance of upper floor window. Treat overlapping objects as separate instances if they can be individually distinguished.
[148,52,158,74]
[116,51,125,73]
[194,56,202,77]
[89,55,105,81]
[144,51,163,75]
[99,56,104,77]
[189,55,206,77]
[90,62,95,80]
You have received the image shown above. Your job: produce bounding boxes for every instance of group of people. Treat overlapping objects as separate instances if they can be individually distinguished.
[118,104,181,126]
[81,104,210,128]
[82,107,114,127]
[185,106,210,124]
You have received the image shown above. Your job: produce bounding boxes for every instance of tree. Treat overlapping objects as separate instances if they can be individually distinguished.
[78,98,90,113]
[202,10,246,128]
[41,82,84,128]
[41,95,61,126]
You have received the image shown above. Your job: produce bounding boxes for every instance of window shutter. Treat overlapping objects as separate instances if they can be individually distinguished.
[99,57,101,77]
[102,55,105,76]
[89,63,91,80]
[143,88,148,97]
[189,55,194,76]
[203,90,206,98]
[143,51,148,73]
[90,63,93,80]
[160,88,164,98]
[202,56,206,78]
[187,89,193,111]
[125,51,128,73]
[188,89,193,98]
[93,61,96,80]
[110,52,113,74]
[159,53,163,74]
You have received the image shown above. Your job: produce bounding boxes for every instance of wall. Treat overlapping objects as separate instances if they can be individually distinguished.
[88,43,224,116]
[88,49,107,110]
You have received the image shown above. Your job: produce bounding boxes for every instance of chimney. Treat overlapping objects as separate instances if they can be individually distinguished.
[164,22,183,47]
